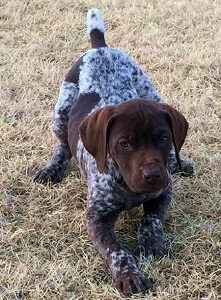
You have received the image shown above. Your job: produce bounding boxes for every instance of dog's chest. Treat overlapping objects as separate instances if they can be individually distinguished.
[87,175,168,214]
[76,144,170,214]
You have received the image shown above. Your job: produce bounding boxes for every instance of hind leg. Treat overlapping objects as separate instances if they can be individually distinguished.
[34,81,79,184]
[34,143,72,184]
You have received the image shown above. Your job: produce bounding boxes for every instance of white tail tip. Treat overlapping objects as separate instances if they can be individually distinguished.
[87,8,105,36]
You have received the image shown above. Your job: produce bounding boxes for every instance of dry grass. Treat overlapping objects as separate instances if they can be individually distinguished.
[0,0,221,299]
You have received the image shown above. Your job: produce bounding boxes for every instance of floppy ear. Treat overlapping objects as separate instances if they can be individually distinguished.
[160,104,188,151]
[78,106,115,173]
[160,104,189,169]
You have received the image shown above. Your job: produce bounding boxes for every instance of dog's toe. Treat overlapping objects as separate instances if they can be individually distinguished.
[34,167,63,184]
[115,269,151,296]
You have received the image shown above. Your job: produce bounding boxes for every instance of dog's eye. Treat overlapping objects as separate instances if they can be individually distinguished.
[160,135,169,143]
[119,139,130,148]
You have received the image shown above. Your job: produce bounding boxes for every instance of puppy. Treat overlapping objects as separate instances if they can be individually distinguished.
[35,8,193,296]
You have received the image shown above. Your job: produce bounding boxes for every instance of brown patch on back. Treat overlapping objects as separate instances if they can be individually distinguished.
[65,55,84,84]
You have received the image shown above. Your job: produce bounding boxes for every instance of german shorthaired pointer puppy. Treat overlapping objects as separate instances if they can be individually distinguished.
[35,8,194,296]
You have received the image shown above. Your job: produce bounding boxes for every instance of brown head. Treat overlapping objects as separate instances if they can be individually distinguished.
[79,99,188,194]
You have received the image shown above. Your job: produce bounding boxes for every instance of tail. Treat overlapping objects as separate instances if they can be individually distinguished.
[87,8,107,48]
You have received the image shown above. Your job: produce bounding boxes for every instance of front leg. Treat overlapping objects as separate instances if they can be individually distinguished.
[138,189,172,261]
[87,209,151,296]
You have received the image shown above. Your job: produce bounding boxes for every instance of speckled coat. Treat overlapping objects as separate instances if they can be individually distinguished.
[34,8,194,296]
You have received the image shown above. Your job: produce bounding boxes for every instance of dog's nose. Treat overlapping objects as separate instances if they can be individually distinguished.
[142,166,161,182]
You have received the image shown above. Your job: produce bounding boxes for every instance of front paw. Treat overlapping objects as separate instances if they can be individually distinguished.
[139,235,166,261]
[115,269,151,296]
[138,219,166,260]
[34,166,63,184]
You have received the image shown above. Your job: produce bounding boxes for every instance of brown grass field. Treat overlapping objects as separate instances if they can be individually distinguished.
[0,0,221,299]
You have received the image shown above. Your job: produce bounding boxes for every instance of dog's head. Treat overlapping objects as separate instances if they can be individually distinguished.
[79,99,188,194]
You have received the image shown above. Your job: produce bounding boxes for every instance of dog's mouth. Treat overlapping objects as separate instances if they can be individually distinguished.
[114,159,168,193]
[130,184,167,195]
[117,174,168,195]
[129,172,169,194]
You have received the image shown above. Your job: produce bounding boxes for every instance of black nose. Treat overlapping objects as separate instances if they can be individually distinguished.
[142,166,161,182]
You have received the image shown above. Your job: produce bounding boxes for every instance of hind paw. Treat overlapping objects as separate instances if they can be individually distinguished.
[34,166,64,184]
